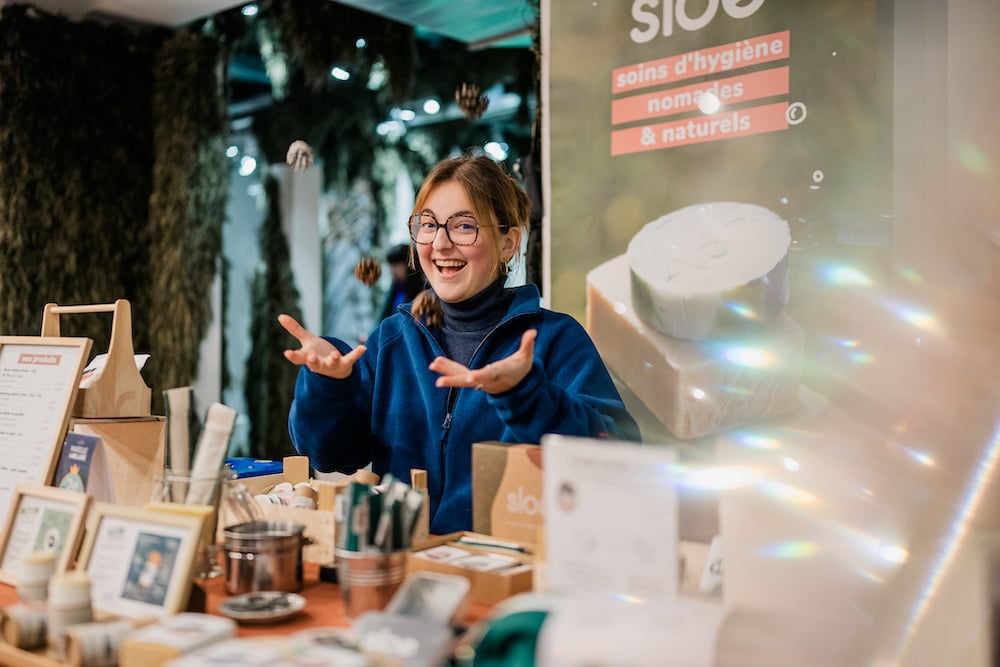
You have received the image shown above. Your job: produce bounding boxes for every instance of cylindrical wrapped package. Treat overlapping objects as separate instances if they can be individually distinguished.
[627,202,791,341]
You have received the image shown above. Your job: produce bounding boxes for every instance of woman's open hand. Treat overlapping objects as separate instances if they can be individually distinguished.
[429,329,537,394]
[278,313,366,380]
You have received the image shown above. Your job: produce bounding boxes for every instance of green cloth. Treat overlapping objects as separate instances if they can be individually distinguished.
[472,610,549,667]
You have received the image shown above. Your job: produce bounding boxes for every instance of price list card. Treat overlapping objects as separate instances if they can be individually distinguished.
[0,338,89,522]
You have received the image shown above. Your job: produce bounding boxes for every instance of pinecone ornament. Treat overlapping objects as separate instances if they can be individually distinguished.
[455,82,489,120]
[354,256,382,286]
[411,289,443,329]
[285,140,314,172]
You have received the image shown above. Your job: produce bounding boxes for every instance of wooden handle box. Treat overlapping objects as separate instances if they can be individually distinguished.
[41,299,151,419]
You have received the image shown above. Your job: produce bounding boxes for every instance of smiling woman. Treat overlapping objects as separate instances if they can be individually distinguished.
[278,154,640,535]
[411,181,518,303]
[214,0,540,460]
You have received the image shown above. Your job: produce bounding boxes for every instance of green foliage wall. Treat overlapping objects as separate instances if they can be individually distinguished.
[145,32,230,399]
[0,6,160,343]
[0,5,228,410]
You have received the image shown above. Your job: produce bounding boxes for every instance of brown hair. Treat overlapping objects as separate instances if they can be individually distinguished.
[412,155,531,276]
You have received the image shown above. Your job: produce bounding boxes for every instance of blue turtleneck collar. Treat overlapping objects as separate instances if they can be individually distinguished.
[435,277,512,364]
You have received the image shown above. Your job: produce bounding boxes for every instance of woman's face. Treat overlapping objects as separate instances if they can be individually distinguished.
[416,180,514,303]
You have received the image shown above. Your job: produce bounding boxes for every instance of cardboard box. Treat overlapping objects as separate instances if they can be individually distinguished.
[406,532,533,606]
[472,442,543,544]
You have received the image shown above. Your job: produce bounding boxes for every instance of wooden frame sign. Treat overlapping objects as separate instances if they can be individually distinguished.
[0,335,93,525]
[0,483,91,585]
[77,503,203,621]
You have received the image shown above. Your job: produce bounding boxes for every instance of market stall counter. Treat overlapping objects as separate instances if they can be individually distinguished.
[0,562,493,666]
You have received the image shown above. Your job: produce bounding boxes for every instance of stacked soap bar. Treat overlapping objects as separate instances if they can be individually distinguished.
[626,201,791,341]
[587,253,802,440]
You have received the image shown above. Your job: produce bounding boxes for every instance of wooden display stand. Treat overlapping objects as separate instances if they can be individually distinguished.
[42,300,163,506]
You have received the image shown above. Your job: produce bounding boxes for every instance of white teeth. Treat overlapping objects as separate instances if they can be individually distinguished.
[435,260,465,268]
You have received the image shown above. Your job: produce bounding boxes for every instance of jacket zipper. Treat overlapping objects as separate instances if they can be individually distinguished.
[436,311,535,474]
[411,308,536,516]
[439,390,455,505]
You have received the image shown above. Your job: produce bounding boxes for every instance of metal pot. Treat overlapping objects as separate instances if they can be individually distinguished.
[223,520,305,595]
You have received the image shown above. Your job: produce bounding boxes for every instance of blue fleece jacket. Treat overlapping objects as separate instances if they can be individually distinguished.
[288,283,640,534]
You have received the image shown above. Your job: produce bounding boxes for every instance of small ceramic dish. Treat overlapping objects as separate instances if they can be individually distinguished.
[219,590,306,624]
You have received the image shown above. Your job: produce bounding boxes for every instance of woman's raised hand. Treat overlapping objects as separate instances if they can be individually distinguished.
[429,329,537,394]
[278,313,366,380]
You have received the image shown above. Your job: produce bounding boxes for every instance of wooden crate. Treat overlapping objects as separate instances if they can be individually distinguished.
[216,457,337,564]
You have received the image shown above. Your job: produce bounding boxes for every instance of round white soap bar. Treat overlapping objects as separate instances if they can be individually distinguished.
[627,202,791,340]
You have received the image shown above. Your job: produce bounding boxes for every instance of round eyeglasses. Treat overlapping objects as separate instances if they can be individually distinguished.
[408,213,482,246]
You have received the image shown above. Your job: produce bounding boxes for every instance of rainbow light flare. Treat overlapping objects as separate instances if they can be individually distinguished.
[737,434,781,449]
[888,302,942,334]
[847,351,876,364]
[881,418,1000,663]
[956,139,989,173]
[757,479,821,505]
[674,465,761,491]
[724,301,759,320]
[722,346,775,368]
[758,540,820,559]
[897,266,923,285]
[904,449,935,467]
[821,262,874,287]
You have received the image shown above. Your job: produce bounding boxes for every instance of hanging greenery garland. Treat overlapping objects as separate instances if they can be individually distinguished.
[0,5,227,413]
[143,30,230,407]
[0,5,159,347]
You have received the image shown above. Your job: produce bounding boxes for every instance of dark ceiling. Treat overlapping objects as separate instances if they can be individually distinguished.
[3,0,539,165]
[332,0,535,49]
[4,0,538,123]
[2,0,536,47]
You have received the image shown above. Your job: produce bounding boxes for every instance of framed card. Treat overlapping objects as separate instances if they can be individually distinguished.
[77,503,204,620]
[0,336,93,525]
[542,434,680,602]
[0,483,91,585]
